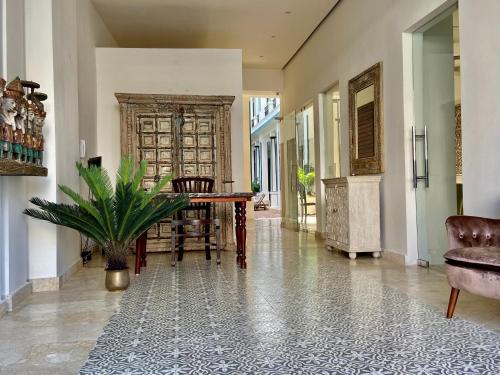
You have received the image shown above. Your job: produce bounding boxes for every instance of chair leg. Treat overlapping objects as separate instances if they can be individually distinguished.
[177,212,184,261]
[215,222,221,265]
[171,227,176,267]
[205,206,211,260]
[446,287,460,319]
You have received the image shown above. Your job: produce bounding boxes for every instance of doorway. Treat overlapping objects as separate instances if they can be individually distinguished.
[295,104,316,232]
[323,84,341,178]
[412,6,461,266]
[249,96,281,218]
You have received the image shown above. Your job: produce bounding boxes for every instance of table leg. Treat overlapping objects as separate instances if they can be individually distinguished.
[235,201,247,269]
[140,232,147,267]
[135,232,147,275]
[135,236,142,275]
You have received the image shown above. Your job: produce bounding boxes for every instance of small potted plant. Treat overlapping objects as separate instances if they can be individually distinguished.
[24,156,188,291]
[251,180,261,193]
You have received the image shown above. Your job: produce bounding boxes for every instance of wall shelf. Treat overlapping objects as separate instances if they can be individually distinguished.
[0,159,48,176]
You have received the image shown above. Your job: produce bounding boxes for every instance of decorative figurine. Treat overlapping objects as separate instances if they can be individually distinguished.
[32,97,45,166]
[14,97,28,161]
[24,102,37,163]
[36,110,46,166]
[1,78,24,159]
[0,77,48,176]
[0,77,6,159]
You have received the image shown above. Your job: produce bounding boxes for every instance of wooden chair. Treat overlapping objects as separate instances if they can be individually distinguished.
[172,177,215,261]
[298,184,315,223]
[444,216,500,318]
[253,193,268,211]
[171,219,221,266]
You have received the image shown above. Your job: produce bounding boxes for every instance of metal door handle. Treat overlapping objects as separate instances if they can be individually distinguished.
[412,126,417,188]
[412,125,429,189]
[424,125,429,188]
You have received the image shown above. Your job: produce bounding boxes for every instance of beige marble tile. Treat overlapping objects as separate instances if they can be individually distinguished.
[0,219,499,374]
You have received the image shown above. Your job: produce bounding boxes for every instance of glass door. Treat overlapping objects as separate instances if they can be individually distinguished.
[324,84,341,178]
[283,112,298,227]
[295,104,316,232]
[412,7,459,265]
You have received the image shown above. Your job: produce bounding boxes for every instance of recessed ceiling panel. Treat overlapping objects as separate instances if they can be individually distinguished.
[91,0,338,68]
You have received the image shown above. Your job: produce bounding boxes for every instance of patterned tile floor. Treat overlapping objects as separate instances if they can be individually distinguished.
[80,221,500,374]
[1,219,500,374]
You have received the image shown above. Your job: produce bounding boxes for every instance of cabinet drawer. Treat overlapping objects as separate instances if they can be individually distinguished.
[326,185,349,245]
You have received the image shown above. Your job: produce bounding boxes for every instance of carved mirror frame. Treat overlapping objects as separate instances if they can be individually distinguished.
[348,62,383,175]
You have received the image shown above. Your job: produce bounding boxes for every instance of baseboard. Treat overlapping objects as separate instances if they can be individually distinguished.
[60,257,83,285]
[0,299,9,318]
[5,281,32,311]
[31,277,61,292]
[281,219,299,231]
[31,257,83,292]
[381,249,406,265]
[315,231,326,240]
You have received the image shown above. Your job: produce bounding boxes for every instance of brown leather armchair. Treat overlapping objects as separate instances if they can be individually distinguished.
[444,216,500,318]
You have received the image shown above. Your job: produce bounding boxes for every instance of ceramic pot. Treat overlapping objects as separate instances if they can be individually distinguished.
[105,268,130,291]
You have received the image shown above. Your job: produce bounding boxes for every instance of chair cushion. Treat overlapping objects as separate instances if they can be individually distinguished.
[444,247,500,271]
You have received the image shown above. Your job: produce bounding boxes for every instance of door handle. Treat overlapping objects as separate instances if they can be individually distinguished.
[412,125,429,189]
[412,126,417,188]
[424,125,429,188]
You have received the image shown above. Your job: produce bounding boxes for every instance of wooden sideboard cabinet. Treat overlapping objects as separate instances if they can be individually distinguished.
[322,176,382,259]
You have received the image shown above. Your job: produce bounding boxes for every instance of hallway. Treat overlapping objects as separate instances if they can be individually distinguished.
[1,220,499,374]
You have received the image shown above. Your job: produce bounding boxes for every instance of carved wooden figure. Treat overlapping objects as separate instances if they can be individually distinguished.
[25,102,36,163]
[14,97,28,161]
[0,77,6,159]
[1,78,24,159]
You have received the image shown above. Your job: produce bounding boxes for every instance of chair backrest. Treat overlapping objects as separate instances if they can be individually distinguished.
[445,215,500,249]
[253,193,265,205]
[172,177,215,194]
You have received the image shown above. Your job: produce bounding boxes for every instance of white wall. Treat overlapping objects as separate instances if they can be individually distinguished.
[52,0,81,275]
[0,0,117,293]
[460,0,500,218]
[76,0,117,164]
[95,48,245,190]
[281,0,453,257]
[243,68,283,93]
[1,0,30,299]
[25,0,81,280]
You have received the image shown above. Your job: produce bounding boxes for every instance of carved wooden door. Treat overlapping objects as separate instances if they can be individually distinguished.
[117,94,235,252]
[138,115,175,192]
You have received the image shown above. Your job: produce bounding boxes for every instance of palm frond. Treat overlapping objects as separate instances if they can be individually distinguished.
[141,173,172,208]
[131,159,147,191]
[117,156,133,185]
[25,156,188,268]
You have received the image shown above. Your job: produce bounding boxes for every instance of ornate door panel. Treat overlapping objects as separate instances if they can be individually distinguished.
[117,94,235,252]
[330,184,349,246]
[138,115,174,192]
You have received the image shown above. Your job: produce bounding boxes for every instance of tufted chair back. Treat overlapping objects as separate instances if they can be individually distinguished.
[445,216,500,250]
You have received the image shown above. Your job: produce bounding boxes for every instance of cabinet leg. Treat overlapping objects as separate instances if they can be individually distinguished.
[348,252,357,260]
[372,251,381,258]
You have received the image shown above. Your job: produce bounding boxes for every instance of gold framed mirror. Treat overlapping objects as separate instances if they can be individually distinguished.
[348,62,383,175]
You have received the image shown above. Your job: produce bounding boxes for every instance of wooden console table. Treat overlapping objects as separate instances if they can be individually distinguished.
[135,192,254,274]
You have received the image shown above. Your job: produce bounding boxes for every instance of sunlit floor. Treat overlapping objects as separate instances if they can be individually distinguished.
[1,219,499,374]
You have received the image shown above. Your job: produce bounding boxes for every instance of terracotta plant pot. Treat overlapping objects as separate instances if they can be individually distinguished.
[105,268,130,291]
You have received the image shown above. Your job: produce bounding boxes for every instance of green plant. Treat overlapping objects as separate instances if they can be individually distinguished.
[24,156,188,270]
[297,167,315,196]
[251,180,261,193]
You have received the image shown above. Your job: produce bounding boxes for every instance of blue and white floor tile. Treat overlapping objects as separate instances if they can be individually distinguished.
[81,225,500,374]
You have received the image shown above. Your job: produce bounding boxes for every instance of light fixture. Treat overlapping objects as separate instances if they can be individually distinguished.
[285,11,291,14]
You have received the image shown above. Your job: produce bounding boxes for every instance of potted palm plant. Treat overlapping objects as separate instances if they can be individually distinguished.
[24,156,188,291]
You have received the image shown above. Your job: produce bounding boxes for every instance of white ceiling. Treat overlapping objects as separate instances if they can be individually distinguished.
[91,0,338,69]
